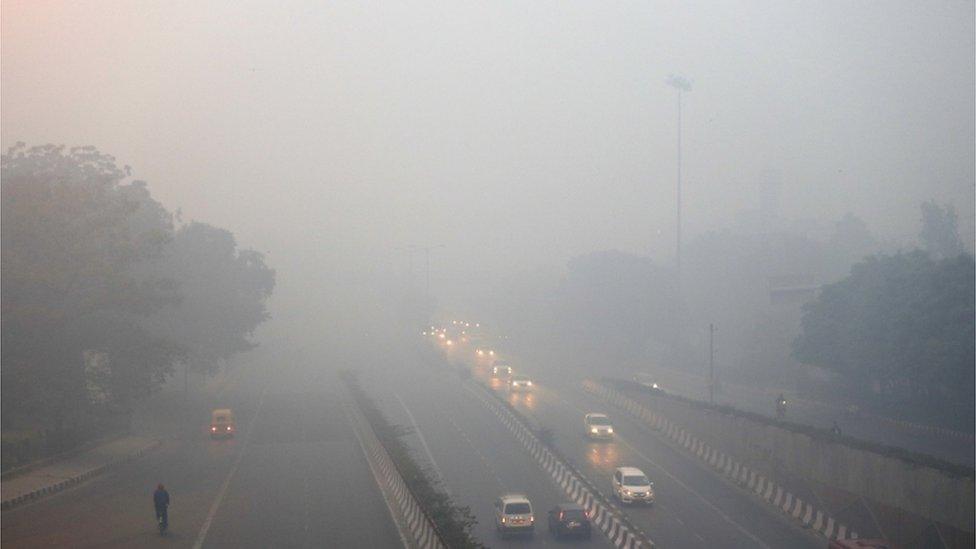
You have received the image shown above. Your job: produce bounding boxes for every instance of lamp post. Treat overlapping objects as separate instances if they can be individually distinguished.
[667,74,692,288]
[407,244,444,301]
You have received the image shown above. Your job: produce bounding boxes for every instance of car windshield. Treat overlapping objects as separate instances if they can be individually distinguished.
[588,416,611,425]
[624,475,650,486]
[504,503,531,514]
[560,509,586,520]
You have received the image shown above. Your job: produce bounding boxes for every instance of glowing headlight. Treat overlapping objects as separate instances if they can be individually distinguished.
[652,383,659,389]
[526,381,532,386]
[591,427,598,433]
[607,427,613,433]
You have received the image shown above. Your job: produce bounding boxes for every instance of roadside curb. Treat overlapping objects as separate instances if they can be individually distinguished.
[0,438,162,512]
[466,380,654,549]
[583,380,858,541]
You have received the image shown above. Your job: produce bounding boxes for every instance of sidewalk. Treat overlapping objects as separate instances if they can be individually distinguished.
[1,436,160,511]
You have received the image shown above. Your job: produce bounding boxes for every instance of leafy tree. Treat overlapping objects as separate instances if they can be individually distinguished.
[793,251,975,412]
[919,201,964,259]
[145,222,275,375]
[551,250,678,365]
[1,144,178,433]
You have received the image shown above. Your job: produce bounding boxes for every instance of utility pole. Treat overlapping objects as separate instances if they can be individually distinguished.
[667,74,692,291]
[405,244,444,302]
[708,323,715,405]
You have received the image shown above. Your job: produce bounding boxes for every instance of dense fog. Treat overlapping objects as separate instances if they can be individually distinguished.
[3,0,973,433]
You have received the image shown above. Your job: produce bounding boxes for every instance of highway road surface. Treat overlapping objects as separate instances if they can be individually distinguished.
[0,365,403,549]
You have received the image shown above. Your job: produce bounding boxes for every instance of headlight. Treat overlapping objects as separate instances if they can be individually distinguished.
[652,383,659,389]
[607,427,613,433]
[526,381,532,386]
[623,489,631,495]
[591,427,598,433]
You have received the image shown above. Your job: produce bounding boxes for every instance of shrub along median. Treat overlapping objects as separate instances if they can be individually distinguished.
[339,371,483,549]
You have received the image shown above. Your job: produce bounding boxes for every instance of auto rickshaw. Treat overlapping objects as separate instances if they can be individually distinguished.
[210,408,235,439]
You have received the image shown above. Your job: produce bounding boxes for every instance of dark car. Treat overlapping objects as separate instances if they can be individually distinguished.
[547,503,591,539]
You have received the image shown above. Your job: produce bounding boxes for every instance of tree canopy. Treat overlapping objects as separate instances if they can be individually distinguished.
[1,143,275,433]
[793,251,974,409]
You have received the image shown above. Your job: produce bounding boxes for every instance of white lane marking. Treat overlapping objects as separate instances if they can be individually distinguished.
[547,386,772,549]
[444,414,506,489]
[342,398,411,549]
[617,433,771,548]
[393,392,452,497]
[192,387,267,549]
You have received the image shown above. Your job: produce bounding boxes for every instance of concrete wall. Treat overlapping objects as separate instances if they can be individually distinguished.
[619,384,975,533]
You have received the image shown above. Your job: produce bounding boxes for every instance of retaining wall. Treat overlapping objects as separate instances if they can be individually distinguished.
[604,380,975,534]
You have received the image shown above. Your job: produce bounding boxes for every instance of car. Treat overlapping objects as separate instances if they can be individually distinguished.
[491,361,511,377]
[584,413,614,439]
[210,408,235,439]
[612,467,654,505]
[547,503,591,539]
[494,494,534,536]
[509,374,533,392]
[633,372,664,393]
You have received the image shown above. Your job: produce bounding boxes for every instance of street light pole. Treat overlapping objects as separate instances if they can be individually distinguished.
[667,74,692,290]
[406,244,444,302]
[708,323,715,405]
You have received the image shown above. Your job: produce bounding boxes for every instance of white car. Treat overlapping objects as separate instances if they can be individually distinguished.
[494,494,534,535]
[612,467,654,505]
[584,413,614,439]
[491,362,512,377]
[508,375,533,392]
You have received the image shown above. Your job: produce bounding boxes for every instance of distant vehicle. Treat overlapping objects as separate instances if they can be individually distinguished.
[491,362,512,378]
[584,413,614,439]
[633,372,664,393]
[547,503,591,539]
[776,394,788,419]
[509,374,533,392]
[210,408,235,439]
[494,494,534,536]
[612,467,654,505]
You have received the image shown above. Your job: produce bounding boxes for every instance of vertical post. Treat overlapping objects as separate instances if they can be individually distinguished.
[425,247,431,301]
[676,89,682,289]
[708,323,715,405]
[184,362,189,400]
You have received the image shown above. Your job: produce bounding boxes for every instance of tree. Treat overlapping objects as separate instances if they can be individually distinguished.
[1,144,179,433]
[145,222,275,375]
[919,201,964,259]
[793,251,975,414]
[550,250,678,366]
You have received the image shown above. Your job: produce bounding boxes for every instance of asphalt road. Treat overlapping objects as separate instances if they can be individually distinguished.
[369,355,615,548]
[431,341,824,549]
[0,365,402,549]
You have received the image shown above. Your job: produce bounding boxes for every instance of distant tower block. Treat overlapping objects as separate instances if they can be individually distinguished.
[758,169,783,232]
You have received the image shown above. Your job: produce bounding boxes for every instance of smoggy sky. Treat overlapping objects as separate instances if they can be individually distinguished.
[3,1,974,315]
